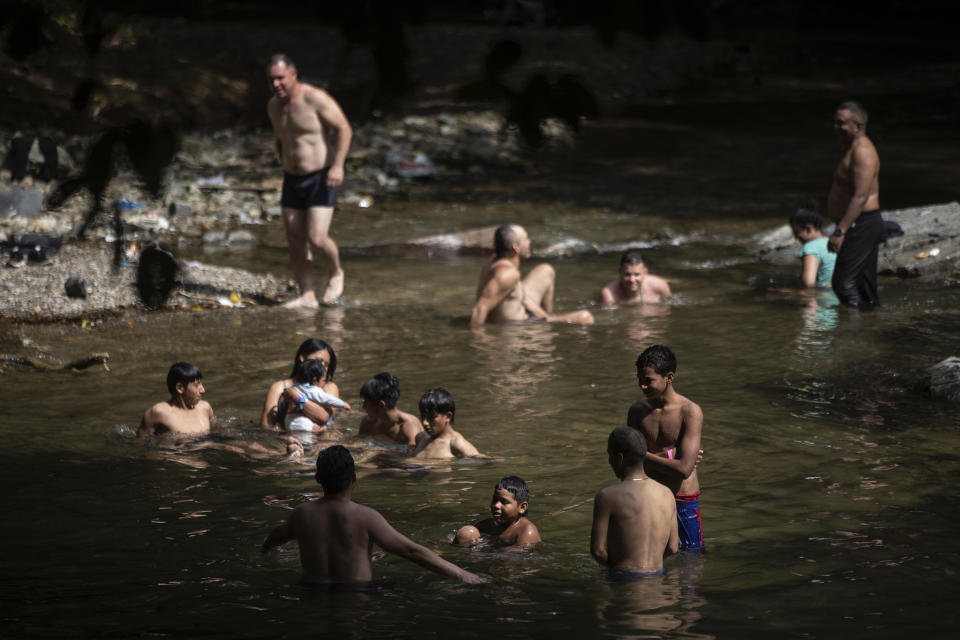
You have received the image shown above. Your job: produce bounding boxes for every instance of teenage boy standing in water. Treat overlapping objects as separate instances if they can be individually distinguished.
[591,426,678,576]
[627,345,705,552]
[263,445,485,585]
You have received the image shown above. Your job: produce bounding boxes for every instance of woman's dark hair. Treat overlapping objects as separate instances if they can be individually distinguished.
[290,338,336,382]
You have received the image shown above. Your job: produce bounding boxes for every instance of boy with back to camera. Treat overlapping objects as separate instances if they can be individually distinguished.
[356,372,423,446]
[262,445,485,585]
[411,388,493,460]
[627,345,705,552]
[600,250,673,306]
[591,426,678,577]
[281,359,351,443]
[453,476,541,549]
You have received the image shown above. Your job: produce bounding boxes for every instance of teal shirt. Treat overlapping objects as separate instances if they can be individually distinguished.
[801,237,837,287]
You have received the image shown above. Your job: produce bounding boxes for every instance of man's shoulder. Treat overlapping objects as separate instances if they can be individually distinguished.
[852,135,879,159]
[674,394,703,421]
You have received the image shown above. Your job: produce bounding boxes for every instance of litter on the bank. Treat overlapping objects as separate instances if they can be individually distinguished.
[385,151,437,178]
[196,174,228,187]
[110,199,143,210]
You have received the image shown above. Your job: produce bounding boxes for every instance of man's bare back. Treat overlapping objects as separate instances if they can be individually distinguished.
[592,474,678,572]
[474,256,528,322]
[263,445,484,584]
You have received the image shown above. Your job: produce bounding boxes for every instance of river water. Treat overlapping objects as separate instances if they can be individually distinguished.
[3,98,960,638]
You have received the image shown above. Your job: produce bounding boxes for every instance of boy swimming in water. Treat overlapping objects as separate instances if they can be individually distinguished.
[453,476,541,548]
[600,250,672,305]
[282,359,351,443]
[138,362,213,437]
[263,445,485,585]
[627,345,704,552]
[357,372,423,445]
[411,388,492,460]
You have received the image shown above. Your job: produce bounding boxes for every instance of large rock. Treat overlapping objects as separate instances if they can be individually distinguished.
[916,357,960,402]
[752,201,960,280]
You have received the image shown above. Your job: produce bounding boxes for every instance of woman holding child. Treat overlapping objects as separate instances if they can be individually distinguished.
[260,338,341,431]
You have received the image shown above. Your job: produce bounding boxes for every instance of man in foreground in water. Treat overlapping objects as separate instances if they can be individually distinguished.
[627,345,704,552]
[592,426,678,577]
[599,250,673,305]
[262,445,486,585]
[138,362,214,437]
[827,100,883,310]
[267,53,352,307]
[471,223,594,325]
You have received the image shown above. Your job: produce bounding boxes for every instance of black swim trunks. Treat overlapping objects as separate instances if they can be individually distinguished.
[281,168,339,209]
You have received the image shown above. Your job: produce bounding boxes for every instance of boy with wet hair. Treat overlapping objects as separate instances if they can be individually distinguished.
[411,388,491,459]
[600,250,672,305]
[139,362,214,437]
[591,426,678,577]
[789,202,837,289]
[282,359,351,441]
[453,476,541,548]
[263,445,485,585]
[627,345,705,552]
[357,372,422,445]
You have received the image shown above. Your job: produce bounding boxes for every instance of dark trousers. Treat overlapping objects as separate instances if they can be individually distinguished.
[831,210,883,311]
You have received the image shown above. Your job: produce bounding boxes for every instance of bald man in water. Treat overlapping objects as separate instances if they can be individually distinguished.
[267,53,352,307]
[471,224,594,325]
[826,100,883,311]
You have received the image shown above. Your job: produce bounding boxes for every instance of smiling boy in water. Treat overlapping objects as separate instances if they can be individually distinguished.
[411,388,492,460]
[627,345,704,552]
[600,250,672,305]
[453,476,541,548]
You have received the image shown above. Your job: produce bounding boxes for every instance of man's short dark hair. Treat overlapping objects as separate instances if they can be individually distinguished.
[419,387,455,423]
[494,224,521,258]
[790,199,823,231]
[297,359,327,386]
[315,445,355,494]
[167,362,201,395]
[608,426,647,467]
[635,345,677,376]
[360,372,400,408]
[837,100,868,128]
[620,249,647,267]
[496,476,530,505]
[268,53,296,69]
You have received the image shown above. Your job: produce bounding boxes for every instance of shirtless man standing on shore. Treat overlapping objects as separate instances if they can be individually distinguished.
[267,53,352,307]
[826,101,882,311]
[471,224,594,325]
[627,345,704,552]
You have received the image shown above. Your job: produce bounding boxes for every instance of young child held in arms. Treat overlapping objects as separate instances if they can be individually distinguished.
[283,359,351,442]
[790,202,837,289]
[453,476,541,549]
[411,388,492,460]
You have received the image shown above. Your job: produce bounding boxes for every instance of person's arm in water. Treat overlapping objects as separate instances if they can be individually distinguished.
[307,86,352,189]
[262,514,295,552]
[666,507,679,556]
[471,265,519,325]
[599,281,618,305]
[365,507,486,583]
[590,489,612,566]
[642,403,703,481]
[137,406,158,437]
[800,254,820,288]
[650,276,673,299]
[829,142,879,252]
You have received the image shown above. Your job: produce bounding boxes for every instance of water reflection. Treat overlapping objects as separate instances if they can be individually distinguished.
[468,324,558,408]
[594,557,710,639]
[793,291,840,359]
